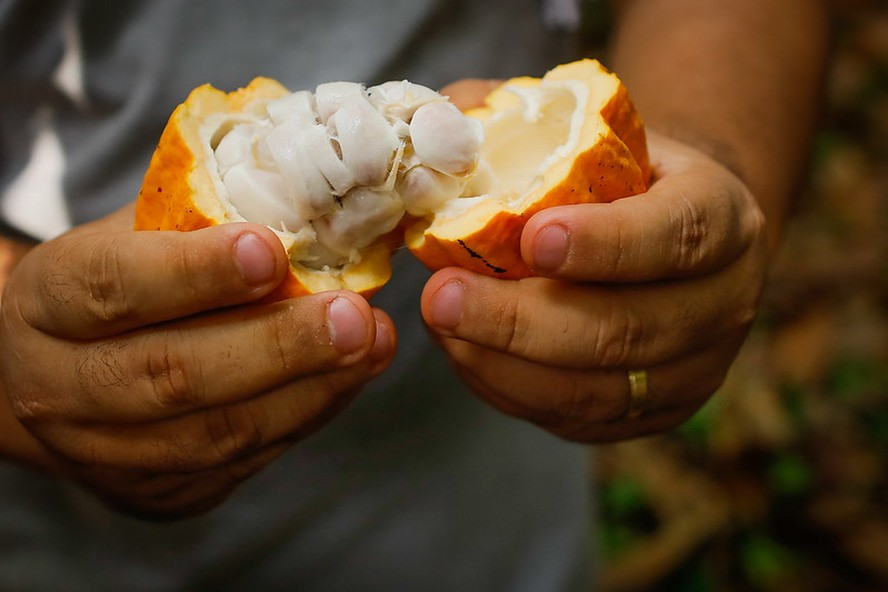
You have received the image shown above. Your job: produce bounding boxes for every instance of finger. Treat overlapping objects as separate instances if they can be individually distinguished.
[521,135,766,282]
[369,307,398,373]
[466,365,700,443]
[441,336,739,442]
[422,265,759,370]
[459,369,692,445]
[81,441,291,520]
[439,79,503,111]
[40,360,374,474]
[11,220,289,339]
[13,291,378,423]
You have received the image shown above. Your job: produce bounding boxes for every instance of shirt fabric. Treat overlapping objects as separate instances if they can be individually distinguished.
[0,1,598,590]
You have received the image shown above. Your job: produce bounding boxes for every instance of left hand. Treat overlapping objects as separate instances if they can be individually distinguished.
[420,130,769,442]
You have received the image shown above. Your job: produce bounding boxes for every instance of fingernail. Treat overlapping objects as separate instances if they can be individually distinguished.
[533,224,569,273]
[327,297,368,354]
[430,279,465,330]
[234,232,277,285]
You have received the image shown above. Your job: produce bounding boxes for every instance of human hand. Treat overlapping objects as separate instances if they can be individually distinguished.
[0,206,395,518]
[420,131,768,442]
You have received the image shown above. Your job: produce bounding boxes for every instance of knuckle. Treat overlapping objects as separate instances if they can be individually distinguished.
[672,194,710,272]
[734,296,759,333]
[492,297,530,356]
[85,239,137,325]
[40,243,76,303]
[40,269,77,314]
[18,242,80,327]
[7,391,56,424]
[268,306,299,372]
[743,197,767,242]
[736,179,767,243]
[142,339,202,411]
[590,307,643,367]
[203,405,264,463]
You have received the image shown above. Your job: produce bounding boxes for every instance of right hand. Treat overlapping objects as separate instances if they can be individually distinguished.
[0,205,395,519]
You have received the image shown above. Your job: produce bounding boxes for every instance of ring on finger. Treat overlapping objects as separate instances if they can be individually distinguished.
[624,369,649,419]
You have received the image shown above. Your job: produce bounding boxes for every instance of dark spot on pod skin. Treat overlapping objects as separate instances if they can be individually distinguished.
[457,240,507,274]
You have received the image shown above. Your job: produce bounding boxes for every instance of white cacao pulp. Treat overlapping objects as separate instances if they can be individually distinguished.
[208,80,484,269]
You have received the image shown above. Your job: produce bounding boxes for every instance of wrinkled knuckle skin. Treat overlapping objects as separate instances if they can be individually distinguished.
[143,340,202,411]
[673,194,710,272]
[269,309,299,373]
[203,406,264,464]
[15,243,80,326]
[492,298,528,356]
[6,390,56,426]
[591,309,642,368]
[733,297,759,337]
[40,268,77,314]
[85,240,137,325]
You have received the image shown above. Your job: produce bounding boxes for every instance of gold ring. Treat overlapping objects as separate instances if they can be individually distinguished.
[625,369,649,419]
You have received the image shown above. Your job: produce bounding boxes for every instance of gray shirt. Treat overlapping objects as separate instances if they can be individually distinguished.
[0,1,596,589]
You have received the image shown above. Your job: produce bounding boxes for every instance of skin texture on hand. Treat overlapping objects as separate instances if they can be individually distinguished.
[0,205,396,519]
[422,132,768,441]
[0,0,828,519]
[426,0,827,442]
[608,0,829,250]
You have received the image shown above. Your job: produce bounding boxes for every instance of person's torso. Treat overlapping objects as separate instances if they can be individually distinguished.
[0,2,595,590]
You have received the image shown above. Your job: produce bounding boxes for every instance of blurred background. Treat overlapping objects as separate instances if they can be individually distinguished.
[592,1,888,590]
